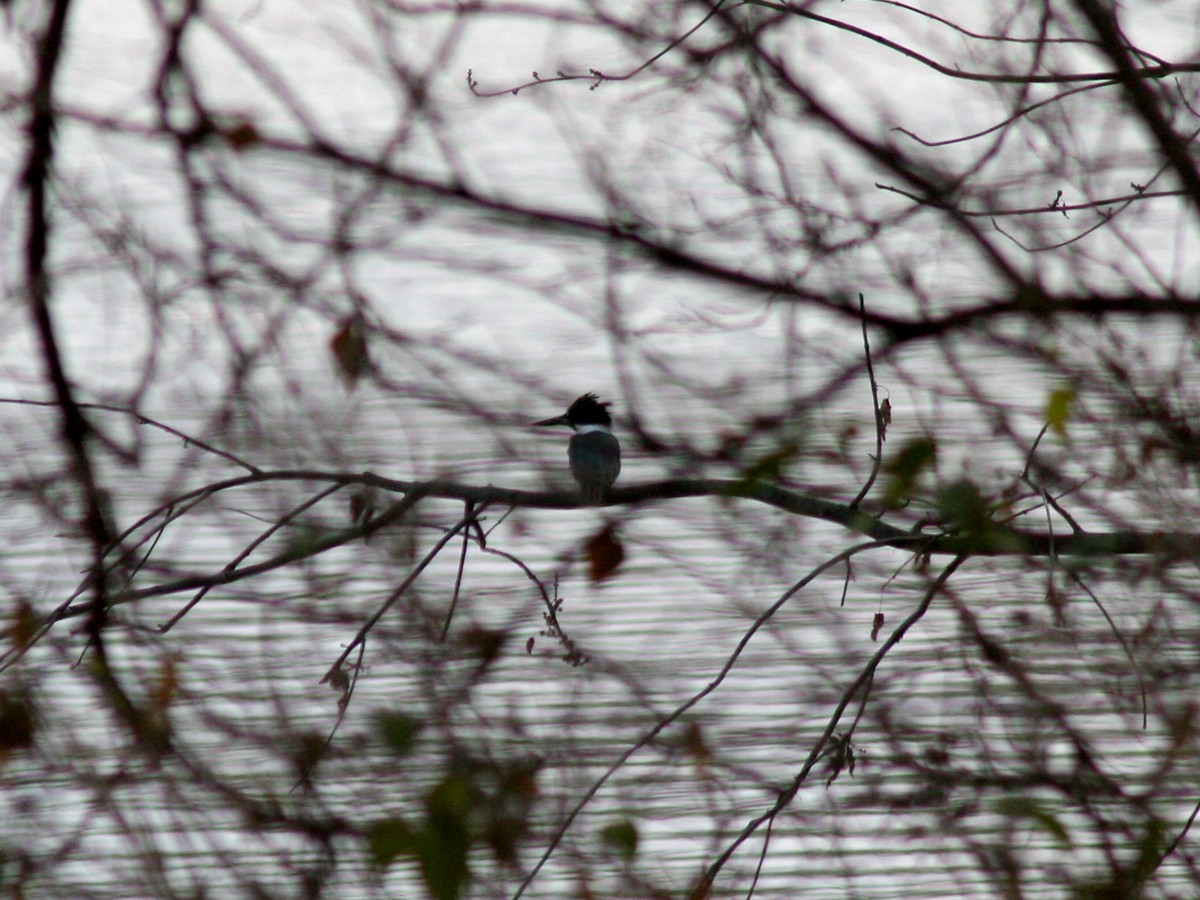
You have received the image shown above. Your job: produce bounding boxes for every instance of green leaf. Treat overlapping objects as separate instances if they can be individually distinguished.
[883,437,937,507]
[367,818,415,868]
[994,796,1072,848]
[426,771,475,823]
[935,480,1026,553]
[418,777,473,900]
[599,819,639,861]
[739,441,800,484]
[373,710,424,757]
[1046,386,1075,440]
[936,479,990,533]
[415,820,471,900]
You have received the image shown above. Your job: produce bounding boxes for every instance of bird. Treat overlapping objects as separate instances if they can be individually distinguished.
[533,393,621,503]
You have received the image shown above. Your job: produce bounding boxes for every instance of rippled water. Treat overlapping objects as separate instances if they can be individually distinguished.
[4,1,1200,897]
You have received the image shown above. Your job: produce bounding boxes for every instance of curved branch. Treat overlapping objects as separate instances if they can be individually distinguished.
[749,1,1199,85]
[45,112,1200,343]
[0,397,260,473]
[39,470,1200,633]
[468,0,732,97]
[877,182,1184,218]
[1072,0,1200,218]
[893,79,1120,148]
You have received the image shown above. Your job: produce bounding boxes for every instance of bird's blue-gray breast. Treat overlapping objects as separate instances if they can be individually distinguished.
[569,429,621,503]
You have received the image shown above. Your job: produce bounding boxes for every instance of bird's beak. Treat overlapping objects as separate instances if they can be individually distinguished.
[532,414,570,427]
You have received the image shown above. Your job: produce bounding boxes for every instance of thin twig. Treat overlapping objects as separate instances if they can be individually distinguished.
[159,483,346,632]
[0,397,259,472]
[513,538,904,898]
[851,293,885,508]
[748,0,1198,84]
[321,502,481,684]
[1068,569,1148,730]
[441,500,481,641]
[289,639,367,796]
[468,0,730,97]
[700,554,966,891]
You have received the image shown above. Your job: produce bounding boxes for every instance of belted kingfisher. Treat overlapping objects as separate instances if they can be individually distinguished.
[533,393,621,503]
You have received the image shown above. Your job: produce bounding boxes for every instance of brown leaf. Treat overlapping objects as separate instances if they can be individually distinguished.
[585,524,624,583]
[0,690,35,757]
[330,313,370,386]
[8,599,37,651]
[150,654,179,714]
[223,120,260,151]
[349,489,376,527]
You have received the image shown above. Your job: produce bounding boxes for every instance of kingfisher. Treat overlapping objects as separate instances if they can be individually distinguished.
[533,393,621,503]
